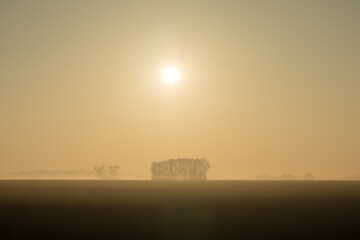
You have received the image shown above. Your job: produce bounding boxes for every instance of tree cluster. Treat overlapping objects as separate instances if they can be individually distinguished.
[94,165,120,179]
[151,158,211,180]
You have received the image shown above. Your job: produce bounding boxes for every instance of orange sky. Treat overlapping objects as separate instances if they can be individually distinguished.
[0,0,359,179]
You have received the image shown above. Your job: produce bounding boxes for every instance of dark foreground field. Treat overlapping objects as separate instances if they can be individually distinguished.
[1,180,360,240]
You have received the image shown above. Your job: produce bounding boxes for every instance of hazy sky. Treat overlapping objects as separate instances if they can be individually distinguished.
[1,0,359,179]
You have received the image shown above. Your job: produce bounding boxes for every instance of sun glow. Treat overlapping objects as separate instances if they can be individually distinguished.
[163,67,179,84]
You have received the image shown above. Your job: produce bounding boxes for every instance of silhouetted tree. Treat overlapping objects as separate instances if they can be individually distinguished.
[108,165,120,178]
[94,165,107,179]
[94,165,120,179]
[151,158,211,180]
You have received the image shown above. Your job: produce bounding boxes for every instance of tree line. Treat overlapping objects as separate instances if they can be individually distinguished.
[151,158,211,180]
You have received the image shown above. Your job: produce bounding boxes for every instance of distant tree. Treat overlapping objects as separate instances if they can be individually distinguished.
[108,165,120,178]
[94,165,120,179]
[304,173,314,180]
[94,165,107,179]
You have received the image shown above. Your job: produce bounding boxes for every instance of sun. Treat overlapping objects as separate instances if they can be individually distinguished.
[163,67,179,84]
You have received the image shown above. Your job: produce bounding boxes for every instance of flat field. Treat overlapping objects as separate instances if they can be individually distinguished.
[1,180,359,240]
